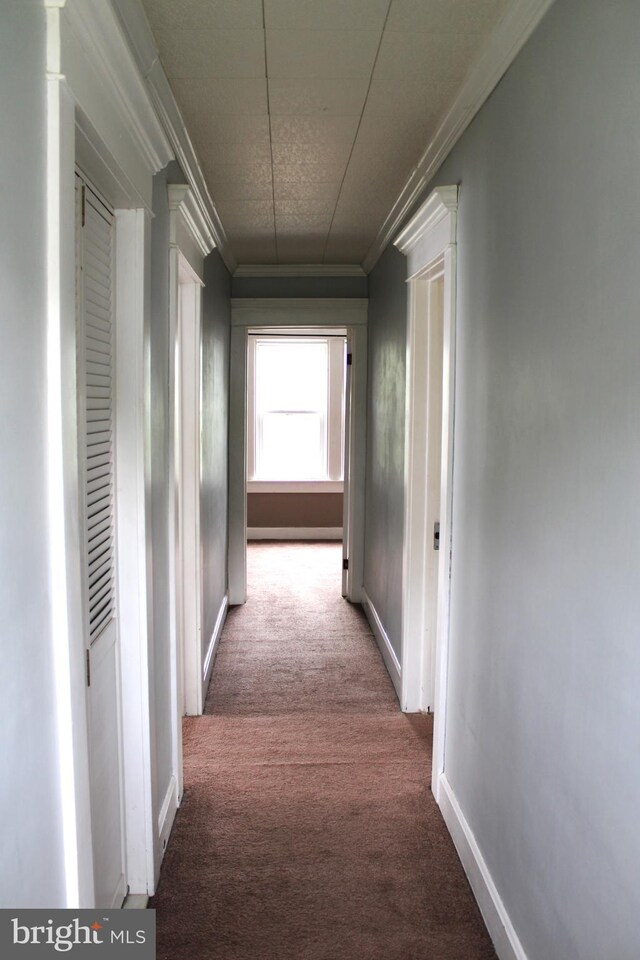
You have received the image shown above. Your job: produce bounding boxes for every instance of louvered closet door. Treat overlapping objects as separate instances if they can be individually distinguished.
[76,175,126,909]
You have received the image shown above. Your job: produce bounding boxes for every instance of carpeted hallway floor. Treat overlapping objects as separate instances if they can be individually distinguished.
[150,542,496,960]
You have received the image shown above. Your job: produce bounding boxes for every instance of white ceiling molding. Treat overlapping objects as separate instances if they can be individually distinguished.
[231,299,368,328]
[394,186,458,281]
[362,0,556,274]
[233,265,367,278]
[48,0,174,205]
[168,185,216,260]
[112,0,237,274]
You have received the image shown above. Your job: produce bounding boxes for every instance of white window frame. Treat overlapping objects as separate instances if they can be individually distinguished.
[246,332,346,492]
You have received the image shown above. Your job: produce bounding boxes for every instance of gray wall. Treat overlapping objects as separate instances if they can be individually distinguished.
[367,0,640,956]
[0,0,66,905]
[247,492,343,528]
[200,250,231,660]
[363,246,407,658]
[231,275,367,299]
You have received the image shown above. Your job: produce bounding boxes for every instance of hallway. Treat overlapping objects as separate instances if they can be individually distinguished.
[151,543,495,959]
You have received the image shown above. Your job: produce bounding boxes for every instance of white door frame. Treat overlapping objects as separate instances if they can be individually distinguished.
[46,0,173,903]
[167,186,215,738]
[228,299,368,604]
[394,187,458,801]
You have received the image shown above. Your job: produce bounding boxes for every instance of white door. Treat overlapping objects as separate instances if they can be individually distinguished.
[76,174,127,908]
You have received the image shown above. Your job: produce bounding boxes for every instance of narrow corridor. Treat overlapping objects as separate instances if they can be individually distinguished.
[151,543,495,959]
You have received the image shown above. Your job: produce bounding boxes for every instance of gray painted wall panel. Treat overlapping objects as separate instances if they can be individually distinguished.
[363,246,407,658]
[200,250,231,657]
[0,0,66,905]
[231,275,367,299]
[367,0,640,956]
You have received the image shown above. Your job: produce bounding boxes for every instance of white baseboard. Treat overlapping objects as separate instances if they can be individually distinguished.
[361,588,402,698]
[247,527,343,540]
[438,775,529,960]
[157,774,178,860]
[202,592,229,691]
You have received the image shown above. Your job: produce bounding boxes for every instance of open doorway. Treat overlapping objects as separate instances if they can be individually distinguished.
[228,298,368,607]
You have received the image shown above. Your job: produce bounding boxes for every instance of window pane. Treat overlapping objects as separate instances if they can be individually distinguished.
[259,412,325,479]
[256,341,327,413]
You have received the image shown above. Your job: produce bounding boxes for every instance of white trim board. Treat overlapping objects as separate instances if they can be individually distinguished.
[202,593,229,692]
[362,0,555,272]
[234,264,366,278]
[248,481,344,494]
[438,777,529,960]
[112,0,236,273]
[247,528,343,541]
[157,775,178,862]
[361,590,401,700]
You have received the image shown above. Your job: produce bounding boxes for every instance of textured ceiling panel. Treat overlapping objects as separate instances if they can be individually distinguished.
[142,0,512,265]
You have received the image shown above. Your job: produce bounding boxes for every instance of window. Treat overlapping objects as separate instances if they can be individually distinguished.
[248,333,346,487]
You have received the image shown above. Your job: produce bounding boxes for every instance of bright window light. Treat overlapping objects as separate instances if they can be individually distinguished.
[255,339,329,480]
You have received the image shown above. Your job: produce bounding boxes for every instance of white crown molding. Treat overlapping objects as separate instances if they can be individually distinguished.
[394,186,459,256]
[49,0,173,178]
[362,0,556,273]
[168,184,215,259]
[112,0,237,274]
[233,264,366,278]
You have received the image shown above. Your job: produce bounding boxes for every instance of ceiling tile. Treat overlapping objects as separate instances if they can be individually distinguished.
[276,238,328,263]
[195,138,272,168]
[142,0,264,32]
[207,162,273,202]
[270,115,360,145]
[273,181,342,204]
[271,141,352,168]
[216,200,275,233]
[268,78,369,116]
[273,159,347,184]
[322,235,370,263]
[232,238,278,264]
[275,214,333,235]
[155,29,265,80]
[364,78,459,116]
[192,115,271,144]
[356,109,436,157]
[275,197,337,217]
[374,31,480,82]
[385,0,509,33]
[264,0,389,31]
[266,30,380,80]
[171,79,268,117]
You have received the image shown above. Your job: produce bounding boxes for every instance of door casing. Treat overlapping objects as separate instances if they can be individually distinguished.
[228,299,368,605]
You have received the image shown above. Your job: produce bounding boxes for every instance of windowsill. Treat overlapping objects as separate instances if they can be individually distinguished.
[247,480,344,494]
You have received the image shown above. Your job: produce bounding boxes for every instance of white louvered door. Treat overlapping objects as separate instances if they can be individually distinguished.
[76,174,127,909]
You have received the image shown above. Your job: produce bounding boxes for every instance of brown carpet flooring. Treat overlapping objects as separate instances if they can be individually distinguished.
[150,542,496,960]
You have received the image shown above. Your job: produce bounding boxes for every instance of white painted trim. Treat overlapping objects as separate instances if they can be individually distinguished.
[248,527,343,541]
[231,299,368,327]
[114,209,156,897]
[248,481,344,494]
[343,324,367,603]
[112,0,236,273]
[168,184,215,265]
[362,0,555,272]
[438,777,529,960]
[202,593,229,690]
[394,187,458,798]
[123,894,149,909]
[228,326,248,605]
[157,775,179,861]
[234,264,366,278]
[394,187,458,280]
[361,590,401,699]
